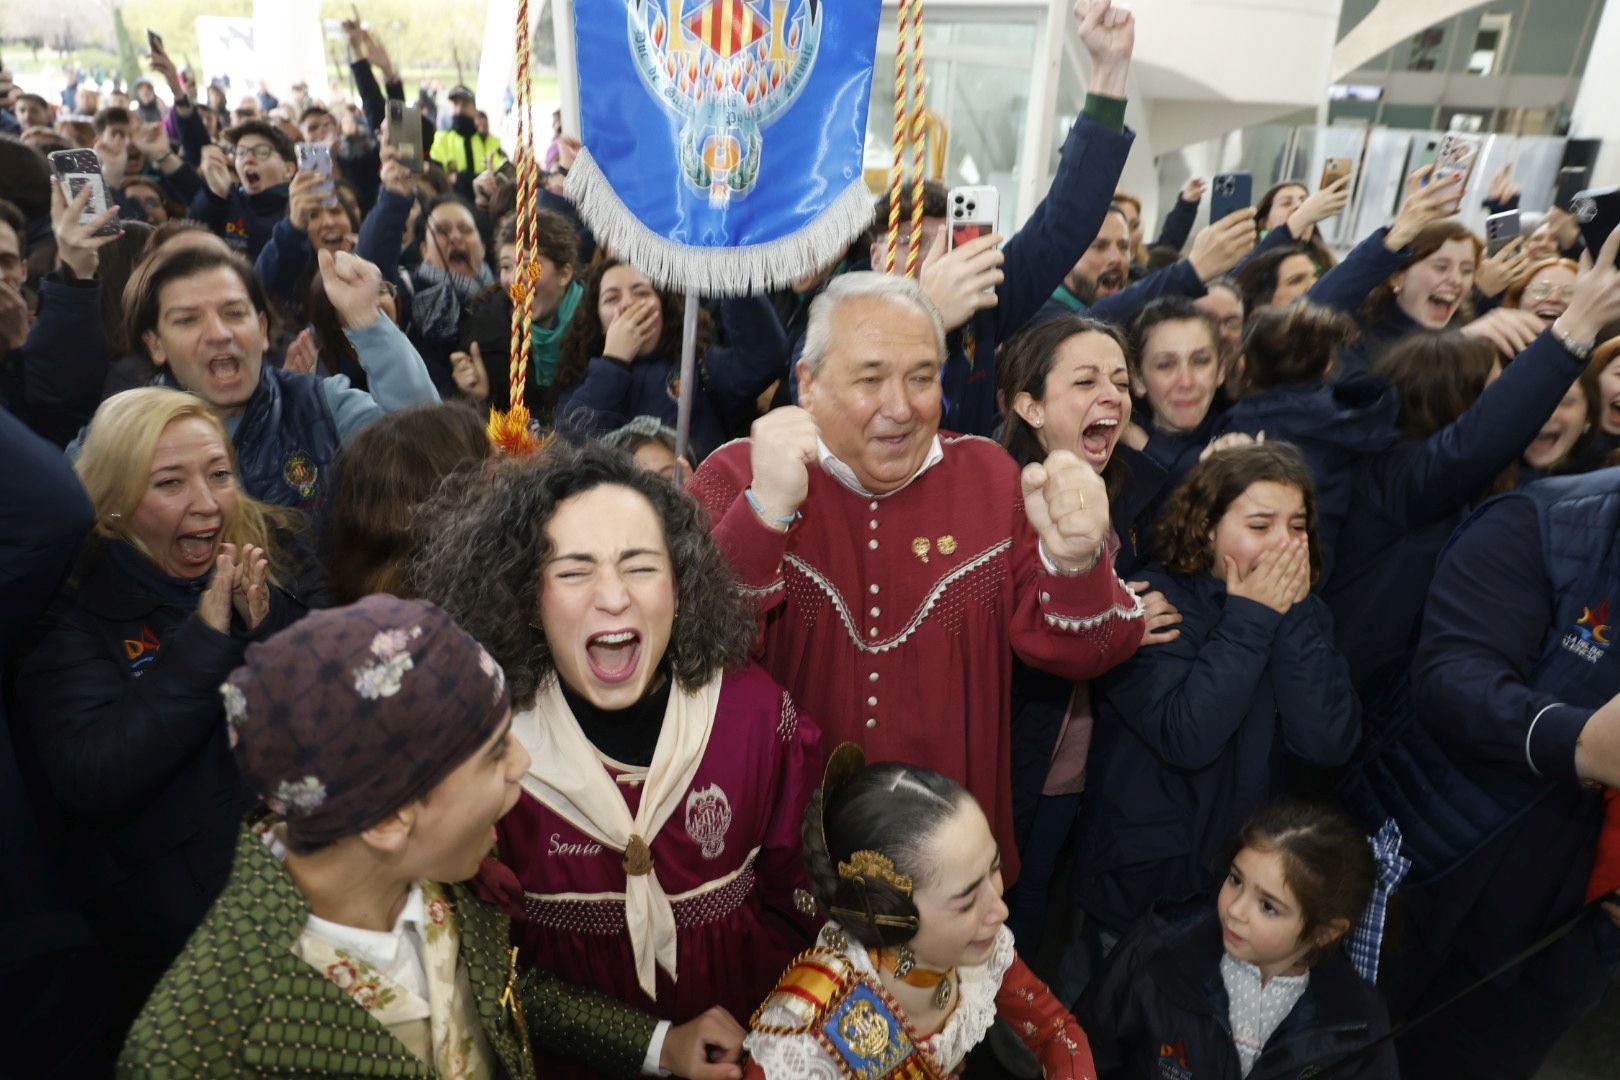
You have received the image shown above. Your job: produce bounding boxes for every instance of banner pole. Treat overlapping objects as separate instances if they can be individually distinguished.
[674,289,699,468]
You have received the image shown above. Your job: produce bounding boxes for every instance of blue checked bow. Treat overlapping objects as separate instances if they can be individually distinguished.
[1346,818,1411,985]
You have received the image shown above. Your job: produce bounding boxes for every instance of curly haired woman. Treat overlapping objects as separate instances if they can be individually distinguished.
[415,441,822,1078]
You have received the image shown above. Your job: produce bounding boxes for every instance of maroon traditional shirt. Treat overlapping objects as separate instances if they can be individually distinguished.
[497,663,822,1077]
[689,434,1143,883]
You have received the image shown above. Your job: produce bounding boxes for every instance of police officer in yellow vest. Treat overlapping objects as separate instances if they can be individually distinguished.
[430,86,506,186]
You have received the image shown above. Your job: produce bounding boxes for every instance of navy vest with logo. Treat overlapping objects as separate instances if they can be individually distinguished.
[232,365,340,515]
[1341,469,1620,882]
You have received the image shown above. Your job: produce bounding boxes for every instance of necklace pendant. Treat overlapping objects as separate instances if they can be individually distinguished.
[932,975,952,1010]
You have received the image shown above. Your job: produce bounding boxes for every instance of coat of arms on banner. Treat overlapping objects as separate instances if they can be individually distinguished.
[628,0,822,209]
[685,782,733,859]
[568,0,878,294]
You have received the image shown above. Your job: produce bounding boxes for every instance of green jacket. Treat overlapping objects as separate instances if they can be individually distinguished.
[118,819,656,1078]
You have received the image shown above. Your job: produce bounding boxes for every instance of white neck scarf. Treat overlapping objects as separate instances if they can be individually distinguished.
[513,673,723,998]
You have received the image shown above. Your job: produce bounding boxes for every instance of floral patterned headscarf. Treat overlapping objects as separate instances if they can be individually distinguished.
[223,595,511,852]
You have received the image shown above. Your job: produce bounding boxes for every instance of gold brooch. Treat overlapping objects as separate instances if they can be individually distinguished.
[622,835,654,877]
[937,535,957,555]
[793,887,819,917]
[911,537,931,563]
[837,849,913,895]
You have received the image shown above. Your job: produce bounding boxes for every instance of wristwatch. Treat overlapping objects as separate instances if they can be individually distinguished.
[1553,317,1596,361]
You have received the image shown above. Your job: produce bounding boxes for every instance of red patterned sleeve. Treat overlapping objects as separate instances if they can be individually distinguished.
[996,955,1099,1080]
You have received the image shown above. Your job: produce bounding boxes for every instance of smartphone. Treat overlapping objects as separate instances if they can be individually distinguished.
[1319,156,1352,190]
[1210,171,1253,223]
[1430,133,1482,202]
[1571,186,1620,266]
[1485,209,1521,256]
[384,100,421,174]
[296,141,338,206]
[946,185,998,251]
[146,29,165,57]
[1556,167,1590,213]
[46,149,123,237]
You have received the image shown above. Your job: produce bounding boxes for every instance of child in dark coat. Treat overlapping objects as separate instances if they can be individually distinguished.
[1075,444,1360,938]
[1080,800,1398,1080]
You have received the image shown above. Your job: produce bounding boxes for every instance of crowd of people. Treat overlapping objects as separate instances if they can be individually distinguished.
[4,0,1620,1077]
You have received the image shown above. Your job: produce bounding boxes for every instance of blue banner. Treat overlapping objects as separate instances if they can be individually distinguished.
[567,0,882,295]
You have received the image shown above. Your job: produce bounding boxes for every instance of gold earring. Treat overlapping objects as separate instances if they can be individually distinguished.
[892,945,915,978]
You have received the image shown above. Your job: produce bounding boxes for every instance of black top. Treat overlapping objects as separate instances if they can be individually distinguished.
[563,674,674,768]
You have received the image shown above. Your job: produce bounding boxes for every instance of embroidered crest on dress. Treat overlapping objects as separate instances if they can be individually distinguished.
[684,782,733,859]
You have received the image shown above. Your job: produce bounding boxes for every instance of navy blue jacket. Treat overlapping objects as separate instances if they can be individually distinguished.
[942,106,1133,436]
[1009,446,1169,847]
[190,182,291,259]
[555,295,787,458]
[0,408,95,975]
[1152,195,1199,254]
[1218,377,1399,578]
[1077,569,1360,934]
[1327,332,1588,691]
[1079,902,1397,1080]
[1338,305,1427,383]
[1,273,108,447]
[203,364,342,513]
[1139,409,1226,496]
[14,539,310,1029]
[1341,475,1620,994]
[1305,227,1408,324]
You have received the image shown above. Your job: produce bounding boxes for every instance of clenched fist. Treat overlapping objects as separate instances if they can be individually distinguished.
[1022,450,1110,574]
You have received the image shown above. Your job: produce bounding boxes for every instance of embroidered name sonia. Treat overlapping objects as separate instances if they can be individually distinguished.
[548,832,605,857]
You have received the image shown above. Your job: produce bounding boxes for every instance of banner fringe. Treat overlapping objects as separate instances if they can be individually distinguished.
[565,146,875,298]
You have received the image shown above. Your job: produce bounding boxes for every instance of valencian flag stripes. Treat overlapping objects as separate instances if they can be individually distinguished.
[567,0,883,296]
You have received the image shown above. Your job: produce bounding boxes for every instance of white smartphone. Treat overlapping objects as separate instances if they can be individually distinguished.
[296,141,337,206]
[947,185,999,251]
[1431,133,1482,203]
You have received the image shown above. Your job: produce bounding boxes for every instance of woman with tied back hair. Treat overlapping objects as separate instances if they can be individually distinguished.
[15,388,312,1052]
[414,441,822,1079]
[1074,444,1359,956]
[549,258,787,456]
[322,402,489,605]
[995,313,1168,960]
[744,744,1096,1079]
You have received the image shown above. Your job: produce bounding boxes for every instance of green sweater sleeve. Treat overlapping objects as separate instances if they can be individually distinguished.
[1083,93,1127,133]
[520,968,659,1078]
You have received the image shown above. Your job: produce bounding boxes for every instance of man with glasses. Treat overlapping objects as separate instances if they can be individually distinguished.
[190,119,293,259]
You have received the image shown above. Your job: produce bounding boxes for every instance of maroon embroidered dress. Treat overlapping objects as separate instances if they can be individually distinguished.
[689,435,1144,884]
[496,663,822,1077]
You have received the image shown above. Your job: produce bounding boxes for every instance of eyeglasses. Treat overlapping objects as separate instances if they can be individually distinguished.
[233,144,278,161]
[1525,283,1576,301]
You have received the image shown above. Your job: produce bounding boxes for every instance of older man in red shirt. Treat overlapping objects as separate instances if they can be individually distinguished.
[689,268,1142,882]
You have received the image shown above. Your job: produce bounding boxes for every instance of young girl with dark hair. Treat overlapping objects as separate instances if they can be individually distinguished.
[1074,444,1360,946]
[744,745,1096,1079]
[551,259,787,457]
[1079,800,1397,1079]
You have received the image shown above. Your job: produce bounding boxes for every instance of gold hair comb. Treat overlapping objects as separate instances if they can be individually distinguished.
[838,850,914,896]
